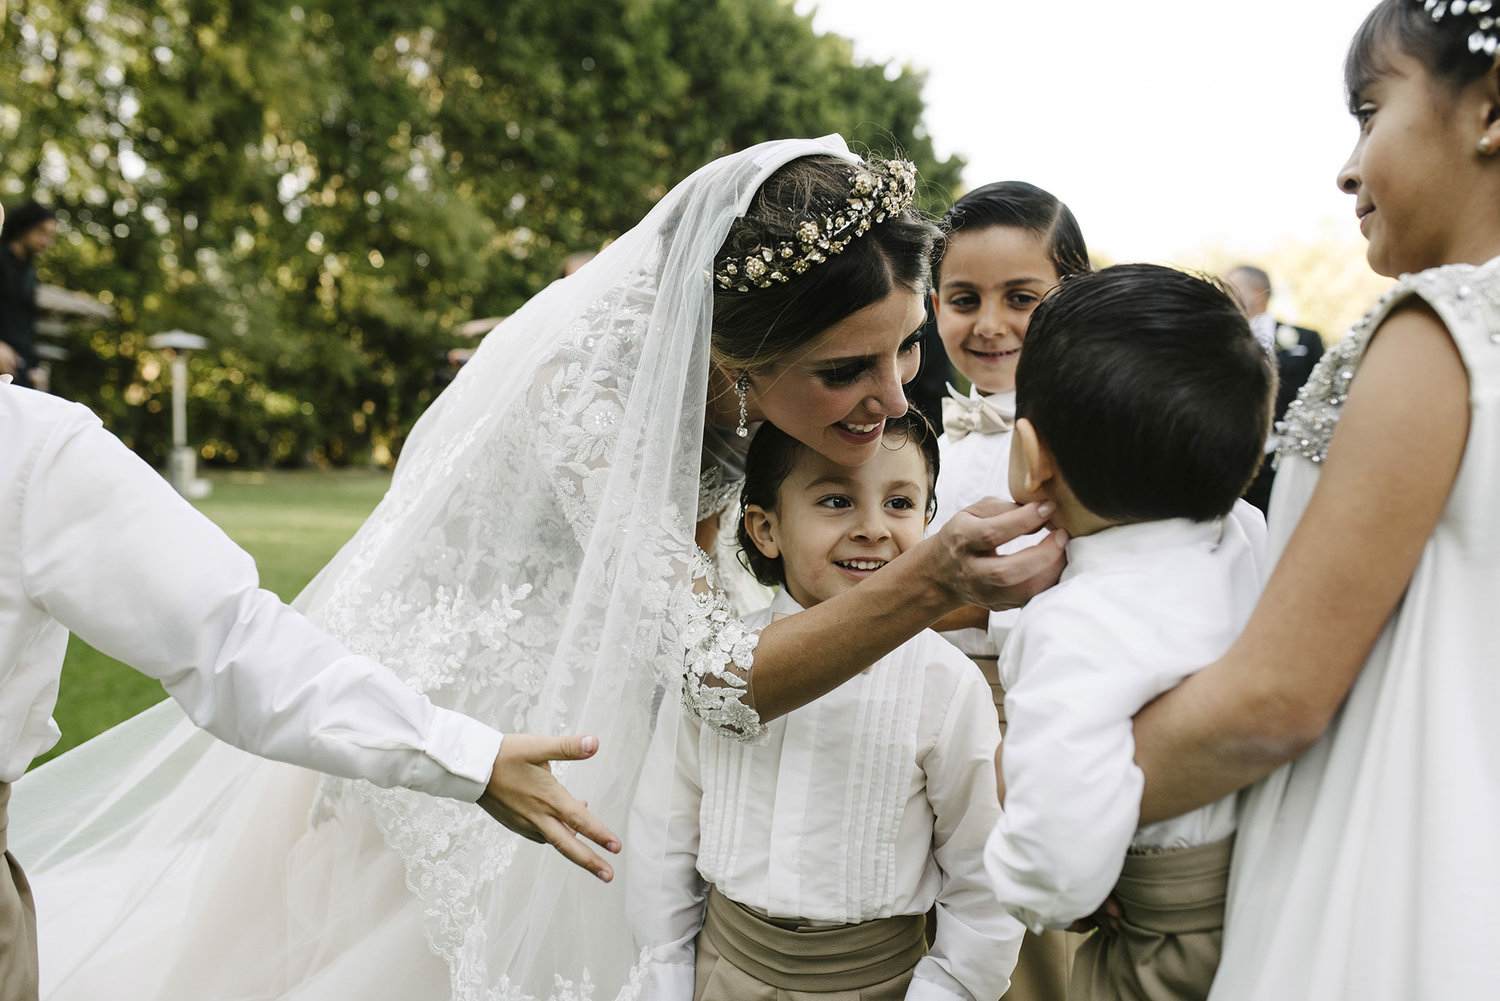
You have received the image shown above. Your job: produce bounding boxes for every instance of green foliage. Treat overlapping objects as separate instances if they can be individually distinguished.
[2,0,963,466]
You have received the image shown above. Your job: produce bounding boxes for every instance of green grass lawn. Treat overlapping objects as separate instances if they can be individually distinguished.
[34,467,392,767]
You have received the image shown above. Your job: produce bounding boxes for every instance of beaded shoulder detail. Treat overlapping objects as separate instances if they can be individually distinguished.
[1273,328,1369,467]
[1275,258,1500,467]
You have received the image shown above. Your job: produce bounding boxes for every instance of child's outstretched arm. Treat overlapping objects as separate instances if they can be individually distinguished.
[1131,302,1469,824]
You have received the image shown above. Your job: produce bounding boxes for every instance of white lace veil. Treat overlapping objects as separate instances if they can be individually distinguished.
[12,136,860,1000]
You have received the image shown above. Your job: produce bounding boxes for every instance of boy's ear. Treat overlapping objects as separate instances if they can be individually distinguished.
[1013,418,1056,497]
[743,505,781,560]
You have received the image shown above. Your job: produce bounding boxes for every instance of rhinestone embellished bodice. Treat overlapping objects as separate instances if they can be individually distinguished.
[1275,258,1500,467]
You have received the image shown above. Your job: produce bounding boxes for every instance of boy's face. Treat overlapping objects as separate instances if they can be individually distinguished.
[933,227,1058,396]
[745,436,930,608]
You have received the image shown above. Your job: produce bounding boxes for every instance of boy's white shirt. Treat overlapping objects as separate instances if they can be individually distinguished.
[984,502,1267,933]
[631,588,1023,1001]
[932,387,1036,655]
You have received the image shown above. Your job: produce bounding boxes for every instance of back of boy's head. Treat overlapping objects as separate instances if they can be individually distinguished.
[1015,263,1273,524]
[735,410,941,588]
[932,181,1092,284]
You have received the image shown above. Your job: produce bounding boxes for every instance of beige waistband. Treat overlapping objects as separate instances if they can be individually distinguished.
[702,887,927,992]
[1113,835,1234,935]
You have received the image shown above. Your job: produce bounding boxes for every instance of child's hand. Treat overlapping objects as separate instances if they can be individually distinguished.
[480,733,622,882]
[1068,896,1123,936]
[933,499,1068,610]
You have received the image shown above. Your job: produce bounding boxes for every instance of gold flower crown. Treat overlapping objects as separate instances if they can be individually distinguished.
[1418,0,1499,56]
[714,159,918,292]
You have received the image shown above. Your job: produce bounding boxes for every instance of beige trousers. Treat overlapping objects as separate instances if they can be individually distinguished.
[693,887,926,1000]
[0,784,39,1001]
[974,655,1084,1001]
[1068,836,1233,1001]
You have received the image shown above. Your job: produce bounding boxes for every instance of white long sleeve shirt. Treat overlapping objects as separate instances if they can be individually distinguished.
[931,388,1035,655]
[0,384,501,796]
[984,504,1266,932]
[632,590,1023,1001]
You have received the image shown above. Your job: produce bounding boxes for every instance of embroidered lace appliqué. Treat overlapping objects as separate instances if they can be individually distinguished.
[300,267,765,998]
[696,464,743,522]
[676,549,767,744]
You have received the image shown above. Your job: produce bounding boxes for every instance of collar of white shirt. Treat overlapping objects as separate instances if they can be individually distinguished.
[1062,516,1226,582]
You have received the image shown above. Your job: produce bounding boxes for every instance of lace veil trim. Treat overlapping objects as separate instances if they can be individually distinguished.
[287,138,855,998]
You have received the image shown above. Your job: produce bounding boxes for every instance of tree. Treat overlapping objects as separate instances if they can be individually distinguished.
[2,0,963,465]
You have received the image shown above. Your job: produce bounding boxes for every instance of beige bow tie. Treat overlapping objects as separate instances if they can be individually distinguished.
[941,390,1013,441]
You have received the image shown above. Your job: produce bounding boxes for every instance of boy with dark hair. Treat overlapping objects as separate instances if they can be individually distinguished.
[984,264,1273,1001]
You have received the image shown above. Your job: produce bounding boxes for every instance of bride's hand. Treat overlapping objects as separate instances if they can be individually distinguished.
[930,498,1068,610]
[480,733,622,882]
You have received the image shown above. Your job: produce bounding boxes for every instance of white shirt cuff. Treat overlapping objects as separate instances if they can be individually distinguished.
[415,709,504,801]
[905,968,976,1001]
[642,960,696,1001]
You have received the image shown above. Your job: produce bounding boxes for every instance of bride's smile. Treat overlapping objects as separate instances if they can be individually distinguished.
[742,287,926,467]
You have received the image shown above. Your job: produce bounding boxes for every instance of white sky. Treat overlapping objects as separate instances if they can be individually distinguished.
[797,0,1378,264]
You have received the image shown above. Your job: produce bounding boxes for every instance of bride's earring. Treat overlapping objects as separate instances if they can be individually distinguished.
[735,375,751,438]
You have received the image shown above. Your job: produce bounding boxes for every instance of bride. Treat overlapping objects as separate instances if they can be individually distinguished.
[13,136,1064,1000]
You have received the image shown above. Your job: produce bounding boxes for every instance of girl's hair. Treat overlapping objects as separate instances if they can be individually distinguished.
[711,155,939,373]
[1346,0,1497,105]
[931,181,1091,285]
[735,410,941,588]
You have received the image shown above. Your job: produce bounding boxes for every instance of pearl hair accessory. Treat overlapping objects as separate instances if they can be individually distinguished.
[714,159,918,292]
[1419,0,1500,56]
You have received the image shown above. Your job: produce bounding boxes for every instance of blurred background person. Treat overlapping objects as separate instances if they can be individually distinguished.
[1227,264,1324,515]
[0,204,57,392]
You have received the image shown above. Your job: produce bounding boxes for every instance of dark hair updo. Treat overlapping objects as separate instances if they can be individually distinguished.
[734,409,941,589]
[931,180,1092,286]
[711,155,940,373]
[1346,0,1498,105]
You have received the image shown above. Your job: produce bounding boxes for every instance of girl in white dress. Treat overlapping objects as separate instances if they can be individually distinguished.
[1121,3,1500,997]
[11,138,1066,1001]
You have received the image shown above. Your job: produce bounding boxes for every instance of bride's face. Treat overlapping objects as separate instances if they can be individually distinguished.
[746,287,926,467]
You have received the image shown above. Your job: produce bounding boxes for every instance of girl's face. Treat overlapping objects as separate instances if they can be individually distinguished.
[745,287,925,467]
[1338,47,1499,276]
[934,227,1059,395]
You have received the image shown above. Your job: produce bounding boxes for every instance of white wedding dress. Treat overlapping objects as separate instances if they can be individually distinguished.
[1209,256,1500,999]
[11,136,857,1001]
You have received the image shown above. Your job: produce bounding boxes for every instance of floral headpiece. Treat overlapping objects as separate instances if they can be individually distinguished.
[1418,0,1500,56]
[714,159,918,292]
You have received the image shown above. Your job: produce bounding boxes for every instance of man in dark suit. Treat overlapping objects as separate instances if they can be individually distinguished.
[1227,265,1324,515]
